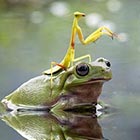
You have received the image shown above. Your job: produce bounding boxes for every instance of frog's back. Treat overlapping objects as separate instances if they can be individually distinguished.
[2,75,51,110]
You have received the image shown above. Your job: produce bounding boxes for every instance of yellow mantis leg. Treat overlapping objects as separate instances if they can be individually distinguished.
[72,54,91,65]
[50,61,66,89]
[76,26,118,45]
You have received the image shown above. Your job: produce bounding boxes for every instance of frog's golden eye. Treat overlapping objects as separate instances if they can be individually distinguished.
[76,63,89,76]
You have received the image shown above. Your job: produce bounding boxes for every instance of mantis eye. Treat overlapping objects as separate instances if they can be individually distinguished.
[76,63,89,76]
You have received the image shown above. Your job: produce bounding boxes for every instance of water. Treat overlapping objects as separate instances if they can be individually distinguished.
[0,0,140,139]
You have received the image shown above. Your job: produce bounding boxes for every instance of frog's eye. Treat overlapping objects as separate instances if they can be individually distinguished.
[105,61,111,68]
[76,63,89,76]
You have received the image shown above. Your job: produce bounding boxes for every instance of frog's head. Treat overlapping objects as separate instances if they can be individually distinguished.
[61,57,112,103]
[66,57,112,86]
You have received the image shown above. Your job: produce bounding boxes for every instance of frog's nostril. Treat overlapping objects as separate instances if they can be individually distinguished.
[105,61,111,67]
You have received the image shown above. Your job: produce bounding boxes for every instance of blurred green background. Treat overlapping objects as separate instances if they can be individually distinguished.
[0,0,140,140]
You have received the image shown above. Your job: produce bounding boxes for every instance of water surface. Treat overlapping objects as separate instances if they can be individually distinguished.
[0,0,140,140]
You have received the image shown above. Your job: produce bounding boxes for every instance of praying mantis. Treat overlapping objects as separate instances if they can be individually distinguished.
[43,11,117,77]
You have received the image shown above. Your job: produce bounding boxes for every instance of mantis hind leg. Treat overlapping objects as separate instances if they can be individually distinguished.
[49,61,66,89]
[72,54,91,65]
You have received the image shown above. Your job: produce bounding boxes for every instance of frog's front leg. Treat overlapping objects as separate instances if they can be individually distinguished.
[77,25,118,45]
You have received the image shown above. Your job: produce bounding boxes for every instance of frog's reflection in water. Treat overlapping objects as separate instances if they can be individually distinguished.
[2,110,104,140]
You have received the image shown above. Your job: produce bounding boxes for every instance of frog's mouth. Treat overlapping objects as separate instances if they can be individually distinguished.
[87,77,111,84]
